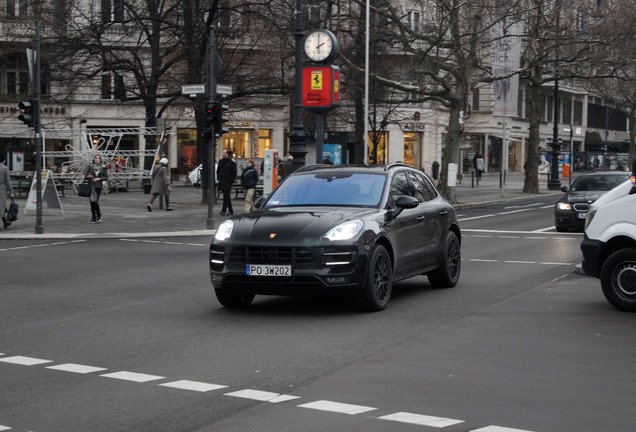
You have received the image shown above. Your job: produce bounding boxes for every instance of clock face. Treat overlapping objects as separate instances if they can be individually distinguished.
[304,30,336,63]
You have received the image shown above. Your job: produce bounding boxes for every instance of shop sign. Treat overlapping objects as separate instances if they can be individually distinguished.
[302,65,341,112]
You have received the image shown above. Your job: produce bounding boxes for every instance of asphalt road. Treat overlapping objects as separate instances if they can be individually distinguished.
[1,195,635,432]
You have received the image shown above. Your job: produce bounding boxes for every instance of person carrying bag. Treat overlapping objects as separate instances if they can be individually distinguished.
[0,154,16,230]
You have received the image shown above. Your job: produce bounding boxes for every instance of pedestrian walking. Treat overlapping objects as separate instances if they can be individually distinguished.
[217,148,237,216]
[322,153,334,165]
[241,158,259,213]
[0,154,15,230]
[84,154,108,223]
[473,152,485,180]
[279,154,294,180]
[146,158,172,212]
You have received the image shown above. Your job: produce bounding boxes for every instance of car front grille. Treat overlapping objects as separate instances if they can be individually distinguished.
[572,203,589,212]
[211,245,358,270]
[231,246,317,267]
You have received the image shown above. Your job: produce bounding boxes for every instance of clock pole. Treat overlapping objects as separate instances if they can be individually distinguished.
[289,0,307,171]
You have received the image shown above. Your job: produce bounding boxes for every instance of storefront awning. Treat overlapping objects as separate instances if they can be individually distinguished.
[585,131,603,145]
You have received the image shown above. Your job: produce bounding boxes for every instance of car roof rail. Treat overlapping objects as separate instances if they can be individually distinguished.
[384,163,412,171]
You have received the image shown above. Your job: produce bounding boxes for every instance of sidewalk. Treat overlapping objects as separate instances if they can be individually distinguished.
[0,172,564,239]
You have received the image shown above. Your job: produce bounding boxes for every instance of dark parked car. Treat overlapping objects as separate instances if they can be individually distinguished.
[554,171,630,232]
[210,164,461,311]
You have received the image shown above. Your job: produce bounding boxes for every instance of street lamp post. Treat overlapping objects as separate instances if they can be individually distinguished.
[548,0,563,191]
[289,0,307,170]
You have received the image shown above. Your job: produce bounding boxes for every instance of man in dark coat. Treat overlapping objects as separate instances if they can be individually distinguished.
[217,148,237,215]
[279,154,294,180]
[322,153,334,165]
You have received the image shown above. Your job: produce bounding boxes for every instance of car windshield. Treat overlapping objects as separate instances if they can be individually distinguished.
[265,172,386,207]
[570,174,630,192]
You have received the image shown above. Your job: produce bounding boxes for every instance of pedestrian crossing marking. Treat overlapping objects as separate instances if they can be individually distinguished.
[100,371,165,382]
[46,363,107,374]
[378,411,464,427]
[0,356,53,366]
[160,380,227,392]
[298,400,376,415]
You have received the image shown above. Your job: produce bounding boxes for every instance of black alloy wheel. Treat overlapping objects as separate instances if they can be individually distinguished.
[427,231,461,288]
[360,245,393,311]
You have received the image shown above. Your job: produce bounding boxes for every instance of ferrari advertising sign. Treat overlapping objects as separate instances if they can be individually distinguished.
[303,65,340,112]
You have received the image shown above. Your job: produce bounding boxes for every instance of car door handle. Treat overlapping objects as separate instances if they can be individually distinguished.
[439,210,448,216]
[417,215,426,221]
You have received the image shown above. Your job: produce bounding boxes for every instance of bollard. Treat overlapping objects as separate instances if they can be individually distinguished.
[471,171,475,188]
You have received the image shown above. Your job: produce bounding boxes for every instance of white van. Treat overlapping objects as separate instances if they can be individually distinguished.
[580,171,636,311]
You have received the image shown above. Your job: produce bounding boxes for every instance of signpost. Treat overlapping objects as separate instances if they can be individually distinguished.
[181,84,232,97]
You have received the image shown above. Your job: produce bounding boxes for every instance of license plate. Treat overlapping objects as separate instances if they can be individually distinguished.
[246,264,291,276]
[577,213,587,219]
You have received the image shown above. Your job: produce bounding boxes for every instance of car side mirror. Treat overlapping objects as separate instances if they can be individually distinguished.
[254,196,266,208]
[387,195,419,219]
[561,186,569,193]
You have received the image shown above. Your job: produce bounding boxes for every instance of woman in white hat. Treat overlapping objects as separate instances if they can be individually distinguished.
[147,157,172,211]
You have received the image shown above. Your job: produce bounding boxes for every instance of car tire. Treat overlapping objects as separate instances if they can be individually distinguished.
[215,289,256,308]
[427,231,461,288]
[360,245,393,312]
[555,224,567,232]
[601,247,636,312]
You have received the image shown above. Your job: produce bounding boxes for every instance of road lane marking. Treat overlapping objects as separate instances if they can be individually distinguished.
[505,260,535,264]
[160,380,227,392]
[46,363,107,374]
[224,389,299,403]
[471,426,536,432]
[299,400,376,415]
[0,425,11,431]
[0,239,86,252]
[100,371,165,382]
[379,412,464,427]
[0,356,53,366]
[497,209,535,215]
[470,259,499,262]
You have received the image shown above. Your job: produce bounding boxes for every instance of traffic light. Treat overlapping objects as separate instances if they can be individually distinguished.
[201,101,216,140]
[18,100,35,126]
[214,103,229,138]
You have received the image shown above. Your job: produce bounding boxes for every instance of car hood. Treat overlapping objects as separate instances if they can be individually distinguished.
[565,191,606,203]
[227,207,379,244]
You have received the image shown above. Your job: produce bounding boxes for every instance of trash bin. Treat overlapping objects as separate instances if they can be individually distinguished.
[171,168,180,183]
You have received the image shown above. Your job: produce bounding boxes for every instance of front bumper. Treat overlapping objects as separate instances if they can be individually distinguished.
[210,244,370,295]
[580,234,603,278]
[555,209,587,231]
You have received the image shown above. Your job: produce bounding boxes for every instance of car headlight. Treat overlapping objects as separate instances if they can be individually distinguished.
[557,202,572,211]
[215,220,234,241]
[324,220,364,241]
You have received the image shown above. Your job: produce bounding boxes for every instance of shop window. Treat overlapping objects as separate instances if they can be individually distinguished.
[403,132,421,169]
[368,131,388,165]
[257,129,272,158]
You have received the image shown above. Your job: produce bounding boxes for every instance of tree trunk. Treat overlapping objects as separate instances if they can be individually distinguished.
[523,80,542,193]
[437,101,462,203]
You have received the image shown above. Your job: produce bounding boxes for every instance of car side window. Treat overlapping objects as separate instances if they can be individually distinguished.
[389,172,416,205]
[406,171,435,202]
